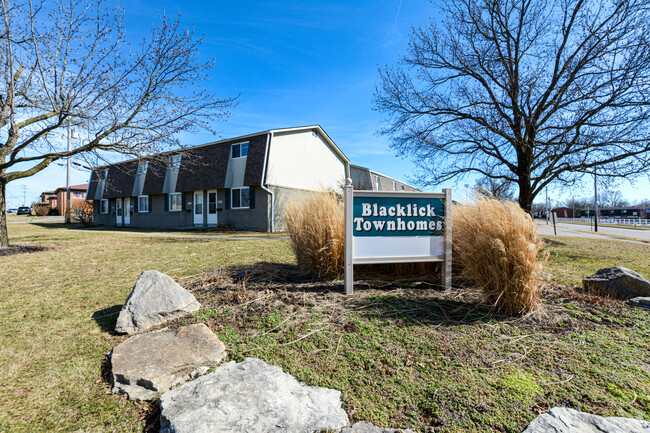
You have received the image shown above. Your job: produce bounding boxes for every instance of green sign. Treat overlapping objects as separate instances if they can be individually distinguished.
[352,196,445,237]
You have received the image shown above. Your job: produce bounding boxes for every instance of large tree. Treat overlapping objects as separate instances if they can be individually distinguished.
[375,0,650,213]
[0,0,235,246]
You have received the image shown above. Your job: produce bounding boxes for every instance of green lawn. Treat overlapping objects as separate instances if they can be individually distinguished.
[1,224,649,432]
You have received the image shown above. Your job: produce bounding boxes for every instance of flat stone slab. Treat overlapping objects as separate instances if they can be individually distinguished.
[631,297,650,309]
[111,323,226,401]
[159,357,349,433]
[522,407,650,432]
[115,270,200,334]
[339,421,415,433]
[583,266,650,300]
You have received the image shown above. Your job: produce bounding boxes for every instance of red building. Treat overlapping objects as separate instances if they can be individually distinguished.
[39,184,89,216]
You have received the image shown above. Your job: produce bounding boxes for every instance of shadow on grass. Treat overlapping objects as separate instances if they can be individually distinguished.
[211,261,500,327]
[91,304,122,333]
[0,244,51,256]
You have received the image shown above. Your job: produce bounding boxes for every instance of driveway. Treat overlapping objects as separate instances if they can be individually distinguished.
[537,221,650,243]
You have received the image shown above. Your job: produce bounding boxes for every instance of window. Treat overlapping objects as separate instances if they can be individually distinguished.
[375,175,380,191]
[100,199,109,214]
[169,193,182,211]
[136,161,149,175]
[392,181,396,191]
[401,185,405,190]
[73,191,84,198]
[231,187,250,209]
[169,155,181,171]
[231,142,249,159]
[208,191,217,214]
[138,195,149,213]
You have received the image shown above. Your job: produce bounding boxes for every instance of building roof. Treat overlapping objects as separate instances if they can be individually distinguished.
[87,126,350,199]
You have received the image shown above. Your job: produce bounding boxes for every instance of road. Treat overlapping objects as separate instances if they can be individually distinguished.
[537,221,650,243]
[6,216,65,224]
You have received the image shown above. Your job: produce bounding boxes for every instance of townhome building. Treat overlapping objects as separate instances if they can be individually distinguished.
[86,125,416,231]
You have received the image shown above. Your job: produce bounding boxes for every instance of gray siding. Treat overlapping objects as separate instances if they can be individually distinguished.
[93,189,270,231]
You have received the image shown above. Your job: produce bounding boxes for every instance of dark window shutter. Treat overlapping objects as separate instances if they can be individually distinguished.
[148,196,153,213]
[134,197,139,213]
[182,192,187,211]
[249,186,255,209]
[225,189,231,209]
[164,194,169,212]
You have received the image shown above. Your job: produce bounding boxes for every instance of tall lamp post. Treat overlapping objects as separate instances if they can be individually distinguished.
[594,168,599,232]
[65,121,79,224]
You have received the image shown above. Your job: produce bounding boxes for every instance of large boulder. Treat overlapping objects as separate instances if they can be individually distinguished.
[582,267,650,300]
[522,407,650,432]
[339,422,415,433]
[159,357,349,433]
[111,324,226,401]
[115,270,200,334]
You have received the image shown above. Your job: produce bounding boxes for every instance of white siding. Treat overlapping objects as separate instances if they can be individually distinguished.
[266,130,346,190]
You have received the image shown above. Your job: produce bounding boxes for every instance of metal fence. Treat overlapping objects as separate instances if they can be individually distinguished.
[558,217,650,226]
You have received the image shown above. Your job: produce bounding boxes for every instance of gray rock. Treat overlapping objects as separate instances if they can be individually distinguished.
[522,407,650,432]
[111,323,226,401]
[115,270,200,334]
[339,421,415,433]
[159,357,349,433]
[630,297,650,309]
[582,266,650,300]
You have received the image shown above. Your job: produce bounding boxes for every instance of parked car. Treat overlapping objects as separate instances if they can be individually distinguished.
[7,208,17,213]
[16,206,31,215]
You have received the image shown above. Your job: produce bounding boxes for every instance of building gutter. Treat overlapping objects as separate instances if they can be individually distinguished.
[260,132,275,232]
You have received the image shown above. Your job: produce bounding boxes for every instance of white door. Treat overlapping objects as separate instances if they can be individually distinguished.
[116,198,123,226]
[207,190,218,226]
[124,197,131,226]
[193,191,203,225]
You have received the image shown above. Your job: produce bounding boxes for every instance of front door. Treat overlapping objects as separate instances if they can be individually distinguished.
[116,198,123,226]
[193,191,203,225]
[207,190,218,226]
[124,197,131,226]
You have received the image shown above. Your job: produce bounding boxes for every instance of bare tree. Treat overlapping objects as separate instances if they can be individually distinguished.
[473,176,513,200]
[0,0,236,246]
[375,0,650,214]
[599,189,630,207]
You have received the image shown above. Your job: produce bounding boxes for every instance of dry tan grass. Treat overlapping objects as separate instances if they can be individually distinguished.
[453,197,547,315]
[285,191,345,278]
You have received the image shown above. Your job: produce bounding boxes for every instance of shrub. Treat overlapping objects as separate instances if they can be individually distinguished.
[72,201,94,227]
[33,203,49,216]
[285,191,344,278]
[452,197,547,315]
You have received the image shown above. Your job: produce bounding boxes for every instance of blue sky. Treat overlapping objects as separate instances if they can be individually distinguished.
[5,0,649,208]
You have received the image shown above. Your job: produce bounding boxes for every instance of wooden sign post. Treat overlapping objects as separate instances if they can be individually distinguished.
[344,179,452,295]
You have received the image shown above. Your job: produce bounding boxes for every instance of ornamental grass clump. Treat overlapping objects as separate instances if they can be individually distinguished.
[453,197,547,315]
[285,191,344,278]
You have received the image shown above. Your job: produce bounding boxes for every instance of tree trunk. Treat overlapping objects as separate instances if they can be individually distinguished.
[518,177,534,215]
[0,179,8,247]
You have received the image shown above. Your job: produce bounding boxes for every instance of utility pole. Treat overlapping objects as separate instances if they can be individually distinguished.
[594,169,599,232]
[21,185,27,206]
[65,121,79,224]
[545,188,549,224]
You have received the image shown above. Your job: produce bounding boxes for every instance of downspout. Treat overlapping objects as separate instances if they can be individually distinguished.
[260,131,275,232]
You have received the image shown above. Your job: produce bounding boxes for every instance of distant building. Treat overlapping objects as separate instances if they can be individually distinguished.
[350,164,418,192]
[39,184,89,216]
[551,207,573,218]
[579,206,649,219]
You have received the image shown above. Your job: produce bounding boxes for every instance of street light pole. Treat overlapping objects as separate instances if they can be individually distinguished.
[66,120,71,224]
[594,169,599,232]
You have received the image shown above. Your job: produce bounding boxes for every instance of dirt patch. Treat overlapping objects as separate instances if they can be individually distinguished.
[175,263,621,338]
[0,244,51,257]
